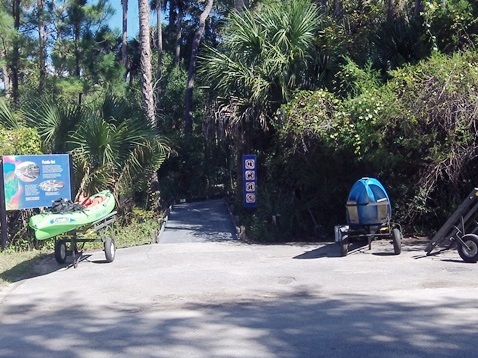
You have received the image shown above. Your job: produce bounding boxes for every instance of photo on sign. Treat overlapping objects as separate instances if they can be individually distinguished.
[15,161,40,182]
[39,180,65,192]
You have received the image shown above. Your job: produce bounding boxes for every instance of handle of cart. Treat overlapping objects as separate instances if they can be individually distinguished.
[425,188,478,263]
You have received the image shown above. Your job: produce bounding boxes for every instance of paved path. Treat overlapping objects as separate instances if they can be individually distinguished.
[0,200,478,357]
[158,199,237,243]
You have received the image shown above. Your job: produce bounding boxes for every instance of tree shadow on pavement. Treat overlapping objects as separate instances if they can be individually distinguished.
[293,243,341,259]
[1,288,477,357]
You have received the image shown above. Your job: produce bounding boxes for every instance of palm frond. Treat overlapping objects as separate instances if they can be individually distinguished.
[23,98,85,153]
[0,98,20,129]
[197,0,320,124]
[116,136,171,195]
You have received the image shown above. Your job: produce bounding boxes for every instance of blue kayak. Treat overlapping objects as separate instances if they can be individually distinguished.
[346,177,391,229]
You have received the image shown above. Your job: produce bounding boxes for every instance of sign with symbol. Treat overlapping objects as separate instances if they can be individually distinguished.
[245,170,255,181]
[245,182,255,192]
[244,159,255,169]
[245,193,256,203]
[242,155,257,208]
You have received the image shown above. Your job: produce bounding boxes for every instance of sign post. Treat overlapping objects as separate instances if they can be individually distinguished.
[242,154,257,208]
[0,160,7,249]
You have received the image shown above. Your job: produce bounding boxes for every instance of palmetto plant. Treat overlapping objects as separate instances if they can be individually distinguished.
[23,98,85,154]
[0,98,20,129]
[23,95,171,204]
[198,0,320,127]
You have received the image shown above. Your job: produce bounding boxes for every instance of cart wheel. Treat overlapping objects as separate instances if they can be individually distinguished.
[392,228,402,255]
[457,234,478,263]
[54,239,67,264]
[340,235,349,257]
[104,237,116,263]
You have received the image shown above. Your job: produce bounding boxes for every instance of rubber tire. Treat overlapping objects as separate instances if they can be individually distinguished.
[104,237,116,263]
[54,239,67,264]
[392,228,402,255]
[340,235,349,257]
[457,234,478,263]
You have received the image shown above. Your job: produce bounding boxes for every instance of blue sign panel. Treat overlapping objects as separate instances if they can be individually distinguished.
[242,154,257,208]
[2,154,72,210]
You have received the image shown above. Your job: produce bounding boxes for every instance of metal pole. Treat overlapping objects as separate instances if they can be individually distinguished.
[0,158,8,250]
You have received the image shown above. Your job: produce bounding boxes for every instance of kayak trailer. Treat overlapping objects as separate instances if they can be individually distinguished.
[335,177,402,256]
[425,188,478,263]
[53,211,117,268]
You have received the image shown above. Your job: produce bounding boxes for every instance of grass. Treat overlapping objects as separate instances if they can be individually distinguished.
[0,211,161,288]
[0,250,50,286]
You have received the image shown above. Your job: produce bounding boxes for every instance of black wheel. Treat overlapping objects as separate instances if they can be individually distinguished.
[457,234,478,263]
[340,235,349,257]
[104,237,116,262]
[392,228,402,255]
[54,239,67,264]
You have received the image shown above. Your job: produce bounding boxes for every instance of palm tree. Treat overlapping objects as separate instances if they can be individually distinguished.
[23,95,171,206]
[36,0,47,92]
[198,0,320,128]
[138,0,155,125]
[10,0,21,106]
[0,97,20,129]
[151,0,163,116]
[184,0,213,136]
[198,0,320,190]
[23,97,85,153]
[122,0,128,67]
[69,108,170,202]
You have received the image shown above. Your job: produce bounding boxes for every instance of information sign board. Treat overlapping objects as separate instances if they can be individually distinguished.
[2,154,72,210]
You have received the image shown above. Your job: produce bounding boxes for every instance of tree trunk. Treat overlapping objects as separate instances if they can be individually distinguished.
[387,0,396,22]
[73,19,80,77]
[234,0,248,12]
[1,57,11,99]
[334,0,343,19]
[184,0,213,136]
[156,0,163,115]
[122,0,128,67]
[10,0,20,107]
[138,0,155,126]
[37,0,47,92]
[174,4,183,67]
[414,0,423,19]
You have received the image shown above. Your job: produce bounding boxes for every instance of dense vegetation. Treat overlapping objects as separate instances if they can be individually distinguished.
[1,0,478,249]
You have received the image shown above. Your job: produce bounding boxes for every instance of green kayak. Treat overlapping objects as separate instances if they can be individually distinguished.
[29,190,115,240]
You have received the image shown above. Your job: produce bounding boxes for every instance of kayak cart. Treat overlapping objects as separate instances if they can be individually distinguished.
[425,187,478,263]
[29,190,117,268]
[53,211,117,268]
[335,177,402,256]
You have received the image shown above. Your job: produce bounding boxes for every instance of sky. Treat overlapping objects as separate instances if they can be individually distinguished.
[107,1,159,39]
[108,1,140,39]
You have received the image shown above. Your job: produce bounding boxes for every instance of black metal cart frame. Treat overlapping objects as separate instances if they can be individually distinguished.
[425,188,478,263]
[53,211,117,268]
[335,198,402,256]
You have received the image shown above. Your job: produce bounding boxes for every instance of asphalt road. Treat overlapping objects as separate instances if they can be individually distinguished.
[1,200,478,357]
